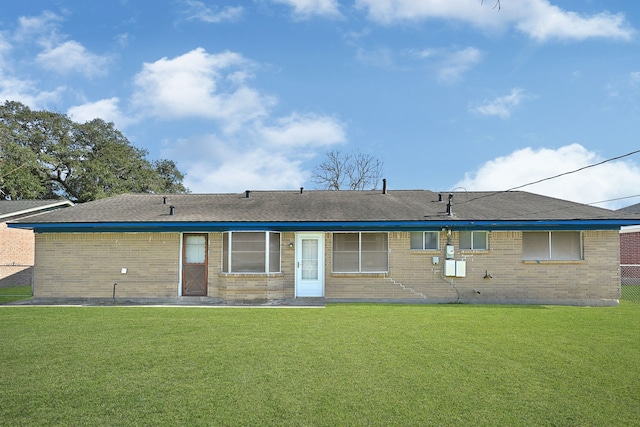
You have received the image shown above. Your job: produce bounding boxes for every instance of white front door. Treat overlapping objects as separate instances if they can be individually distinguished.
[295,233,324,297]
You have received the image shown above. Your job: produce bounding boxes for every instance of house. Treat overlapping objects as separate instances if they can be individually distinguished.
[618,203,640,284]
[8,190,640,306]
[0,200,73,288]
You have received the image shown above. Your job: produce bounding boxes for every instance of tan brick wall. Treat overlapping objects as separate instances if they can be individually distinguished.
[32,229,621,305]
[324,231,620,304]
[34,232,181,298]
[0,222,35,287]
[207,232,292,302]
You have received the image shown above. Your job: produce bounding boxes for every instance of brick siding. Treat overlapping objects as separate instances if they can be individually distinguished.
[0,222,35,288]
[32,229,621,305]
[620,231,640,264]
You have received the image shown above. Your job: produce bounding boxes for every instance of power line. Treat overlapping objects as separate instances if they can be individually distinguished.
[505,148,640,192]
[588,194,640,206]
[455,148,640,206]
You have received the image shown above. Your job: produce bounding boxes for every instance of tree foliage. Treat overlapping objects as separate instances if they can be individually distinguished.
[311,150,384,190]
[0,101,188,202]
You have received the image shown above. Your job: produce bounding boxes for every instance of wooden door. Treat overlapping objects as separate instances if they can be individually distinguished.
[182,234,208,296]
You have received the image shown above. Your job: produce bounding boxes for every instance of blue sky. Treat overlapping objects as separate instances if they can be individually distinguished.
[2,0,640,208]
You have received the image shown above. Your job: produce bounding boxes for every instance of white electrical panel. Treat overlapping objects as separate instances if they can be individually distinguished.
[444,260,456,276]
[432,256,439,265]
[455,261,466,277]
[444,260,466,277]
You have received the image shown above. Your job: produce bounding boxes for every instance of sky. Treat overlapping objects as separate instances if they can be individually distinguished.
[1,0,640,209]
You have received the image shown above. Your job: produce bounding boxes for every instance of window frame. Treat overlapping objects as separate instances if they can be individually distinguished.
[410,231,440,251]
[522,231,582,261]
[459,231,488,251]
[332,232,389,273]
[222,231,281,273]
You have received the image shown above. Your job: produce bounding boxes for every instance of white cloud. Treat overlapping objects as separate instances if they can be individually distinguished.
[67,97,135,128]
[0,72,65,108]
[162,114,347,193]
[437,47,482,83]
[181,0,243,23]
[454,144,640,209]
[131,48,275,130]
[470,88,525,119]
[35,40,110,77]
[14,11,62,44]
[259,113,346,148]
[271,0,342,19]
[355,0,634,42]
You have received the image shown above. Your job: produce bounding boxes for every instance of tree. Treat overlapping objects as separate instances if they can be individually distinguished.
[481,0,501,10]
[0,101,188,202]
[311,149,384,190]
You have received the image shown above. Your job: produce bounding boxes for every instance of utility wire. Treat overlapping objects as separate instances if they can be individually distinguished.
[588,194,640,206]
[455,148,640,206]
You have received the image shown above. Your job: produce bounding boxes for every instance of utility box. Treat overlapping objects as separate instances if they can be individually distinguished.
[444,260,456,276]
[455,260,466,277]
[445,245,455,259]
[444,260,466,277]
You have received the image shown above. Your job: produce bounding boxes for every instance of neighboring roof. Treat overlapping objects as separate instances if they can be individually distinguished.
[8,190,640,232]
[0,199,73,221]
[619,202,640,215]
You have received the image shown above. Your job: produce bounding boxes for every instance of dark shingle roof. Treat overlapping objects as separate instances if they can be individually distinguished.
[9,190,634,224]
[0,200,73,221]
[619,202,640,215]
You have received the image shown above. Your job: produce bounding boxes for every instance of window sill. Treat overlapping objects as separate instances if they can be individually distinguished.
[460,250,490,254]
[522,260,584,265]
[331,272,388,277]
[410,249,440,253]
[220,272,283,277]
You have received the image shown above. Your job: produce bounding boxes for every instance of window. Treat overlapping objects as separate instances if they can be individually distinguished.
[222,231,280,273]
[522,231,581,261]
[459,231,488,250]
[333,232,388,273]
[410,232,440,250]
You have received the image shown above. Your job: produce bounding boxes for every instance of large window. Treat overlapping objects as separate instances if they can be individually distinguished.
[410,232,440,250]
[522,231,582,261]
[459,231,488,250]
[333,232,388,273]
[222,231,280,273]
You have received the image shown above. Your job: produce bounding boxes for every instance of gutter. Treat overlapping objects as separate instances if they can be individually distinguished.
[7,219,634,233]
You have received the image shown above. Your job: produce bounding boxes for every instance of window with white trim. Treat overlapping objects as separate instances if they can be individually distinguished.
[410,231,440,250]
[222,231,281,273]
[522,231,582,261]
[333,232,388,273]
[459,231,488,250]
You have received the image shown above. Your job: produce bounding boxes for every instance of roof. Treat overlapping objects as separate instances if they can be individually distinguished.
[0,199,73,221]
[8,190,640,232]
[619,202,640,215]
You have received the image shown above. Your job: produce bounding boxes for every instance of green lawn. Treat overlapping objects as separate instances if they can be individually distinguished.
[1,303,639,426]
[0,285,32,304]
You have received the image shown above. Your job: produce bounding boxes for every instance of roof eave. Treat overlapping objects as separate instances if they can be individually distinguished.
[8,219,634,233]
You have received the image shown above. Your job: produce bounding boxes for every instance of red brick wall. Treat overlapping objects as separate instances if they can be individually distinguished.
[620,231,640,264]
[0,222,35,287]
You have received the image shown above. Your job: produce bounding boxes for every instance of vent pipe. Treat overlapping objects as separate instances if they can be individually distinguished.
[300,187,304,194]
[245,190,251,198]
[163,196,167,204]
[382,178,387,194]
[169,205,175,216]
[438,193,442,202]
[446,193,453,216]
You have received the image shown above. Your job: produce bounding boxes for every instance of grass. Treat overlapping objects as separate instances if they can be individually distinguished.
[0,285,32,304]
[1,303,639,426]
